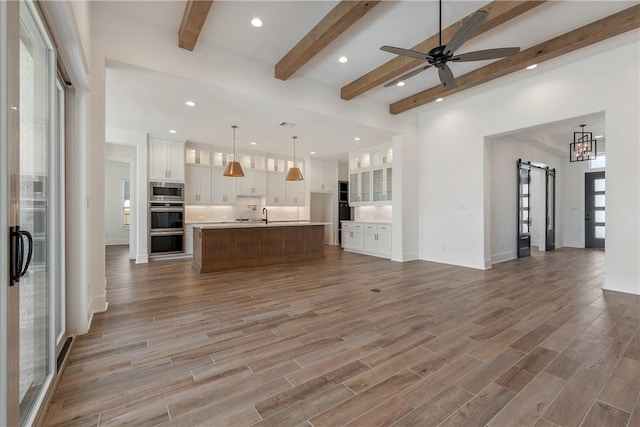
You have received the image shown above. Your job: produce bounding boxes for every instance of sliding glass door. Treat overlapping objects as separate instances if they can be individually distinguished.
[3,1,66,425]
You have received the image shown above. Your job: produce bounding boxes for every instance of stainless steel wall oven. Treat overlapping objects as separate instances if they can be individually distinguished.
[149,182,185,255]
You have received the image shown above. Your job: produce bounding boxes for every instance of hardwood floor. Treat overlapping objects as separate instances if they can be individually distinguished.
[44,246,639,426]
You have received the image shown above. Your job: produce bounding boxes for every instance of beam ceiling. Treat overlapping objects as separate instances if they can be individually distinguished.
[178,0,214,51]
[275,0,380,81]
[341,1,546,101]
[389,4,640,115]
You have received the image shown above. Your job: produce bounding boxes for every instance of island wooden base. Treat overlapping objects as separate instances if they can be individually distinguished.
[192,225,325,273]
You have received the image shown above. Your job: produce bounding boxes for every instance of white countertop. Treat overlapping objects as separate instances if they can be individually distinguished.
[341,220,392,224]
[192,221,327,229]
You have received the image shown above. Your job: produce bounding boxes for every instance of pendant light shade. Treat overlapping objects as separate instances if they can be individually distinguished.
[286,136,304,181]
[224,125,244,177]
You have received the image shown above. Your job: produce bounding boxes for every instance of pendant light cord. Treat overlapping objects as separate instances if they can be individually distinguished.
[292,136,298,164]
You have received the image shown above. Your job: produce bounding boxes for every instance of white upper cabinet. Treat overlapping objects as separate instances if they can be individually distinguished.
[348,142,392,206]
[212,169,237,204]
[185,145,211,166]
[237,170,267,196]
[310,159,337,192]
[149,138,185,182]
[266,172,286,206]
[285,180,305,206]
[212,148,235,168]
[185,165,212,205]
[238,151,266,171]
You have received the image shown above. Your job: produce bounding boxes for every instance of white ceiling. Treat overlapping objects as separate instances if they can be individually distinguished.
[104,1,633,161]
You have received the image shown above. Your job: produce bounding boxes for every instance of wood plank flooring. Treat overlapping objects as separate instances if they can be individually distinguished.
[43,246,640,426]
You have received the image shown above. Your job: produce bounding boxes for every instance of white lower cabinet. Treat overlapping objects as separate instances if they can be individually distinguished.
[342,221,391,258]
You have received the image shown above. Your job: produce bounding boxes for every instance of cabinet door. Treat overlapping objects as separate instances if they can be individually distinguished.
[199,168,212,204]
[267,172,286,205]
[372,168,384,202]
[351,230,364,251]
[285,180,305,206]
[385,167,392,202]
[186,231,194,255]
[149,140,168,180]
[360,171,371,203]
[309,160,323,191]
[377,225,392,256]
[364,230,377,252]
[167,141,185,181]
[349,173,359,203]
[212,169,236,204]
[185,166,201,204]
[237,171,267,196]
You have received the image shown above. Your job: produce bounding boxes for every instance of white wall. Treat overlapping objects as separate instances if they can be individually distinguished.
[419,35,639,295]
[104,160,129,245]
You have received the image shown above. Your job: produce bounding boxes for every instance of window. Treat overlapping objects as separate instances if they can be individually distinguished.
[123,179,130,226]
[590,154,606,169]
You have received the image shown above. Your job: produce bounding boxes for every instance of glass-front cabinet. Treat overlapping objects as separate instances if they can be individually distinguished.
[348,143,392,206]
[185,144,211,166]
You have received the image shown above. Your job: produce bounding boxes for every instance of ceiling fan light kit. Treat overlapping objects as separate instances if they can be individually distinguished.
[223,125,245,177]
[570,124,597,162]
[381,0,520,91]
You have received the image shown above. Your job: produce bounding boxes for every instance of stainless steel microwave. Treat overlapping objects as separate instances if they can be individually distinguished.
[149,181,184,202]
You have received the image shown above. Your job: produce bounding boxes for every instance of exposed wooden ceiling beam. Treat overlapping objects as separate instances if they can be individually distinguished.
[275,0,380,81]
[178,0,214,51]
[341,1,546,100]
[389,4,640,115]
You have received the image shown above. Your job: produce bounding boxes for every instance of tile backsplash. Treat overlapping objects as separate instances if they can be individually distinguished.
[185,197,308,223]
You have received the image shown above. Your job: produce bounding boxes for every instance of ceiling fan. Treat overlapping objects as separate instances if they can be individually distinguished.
[381,0,521,90]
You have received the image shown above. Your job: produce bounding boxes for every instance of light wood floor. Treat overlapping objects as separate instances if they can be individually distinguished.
[44,246,639,426]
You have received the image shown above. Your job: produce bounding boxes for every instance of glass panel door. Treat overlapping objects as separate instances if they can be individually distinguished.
[545,168,556,251]
[17,1,55,424]
[517,160,531,258]
[372,168,383,201]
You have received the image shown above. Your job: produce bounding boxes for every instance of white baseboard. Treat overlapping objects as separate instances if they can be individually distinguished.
[105,239,129,246]
[136,253,149,264]
[397,251,418,262]
[87,293,109,331]
[563,241,584,248]
[491,251,517,265]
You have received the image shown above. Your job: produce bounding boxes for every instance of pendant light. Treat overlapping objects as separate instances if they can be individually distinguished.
[223,125,244,177]
[285,136,304,181]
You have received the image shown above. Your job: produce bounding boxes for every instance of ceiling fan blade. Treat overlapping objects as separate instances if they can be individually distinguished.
[444,10,488,55]
[384,64,433,87]
[380,45,430,60]
[452,47,521,62]
[438,64,456,90]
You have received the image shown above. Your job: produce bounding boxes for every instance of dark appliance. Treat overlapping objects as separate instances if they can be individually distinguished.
[338,181,352,244]
[149,181,184,202]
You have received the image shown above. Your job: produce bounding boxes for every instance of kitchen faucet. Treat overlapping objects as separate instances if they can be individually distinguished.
[262,207,268,225]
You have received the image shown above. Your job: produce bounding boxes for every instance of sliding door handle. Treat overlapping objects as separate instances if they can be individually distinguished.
[19,230,33,277]
[9,226,33,284]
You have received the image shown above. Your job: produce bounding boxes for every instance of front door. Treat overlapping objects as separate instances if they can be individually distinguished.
[585,171,605,249]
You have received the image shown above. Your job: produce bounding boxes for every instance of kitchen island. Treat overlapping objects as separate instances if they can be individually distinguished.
[192,222,325,273]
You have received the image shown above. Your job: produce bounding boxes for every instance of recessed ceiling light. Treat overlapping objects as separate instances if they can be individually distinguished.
[185,100,196,107]
[169,129,177,134]
[595,135,604,139]
[526,64,538,70]
[396,81,405,87]
[251,18,263,28]
[354,137,360,141]
[338,56,349,63]
[310,151,316,155]
[250,141,257,145]
[435,97,444,102]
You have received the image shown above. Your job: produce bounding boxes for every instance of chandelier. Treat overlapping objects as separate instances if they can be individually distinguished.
[570,124,597,162]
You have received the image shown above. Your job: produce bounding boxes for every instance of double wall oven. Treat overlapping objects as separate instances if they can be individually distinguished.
[149,182,185,255]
